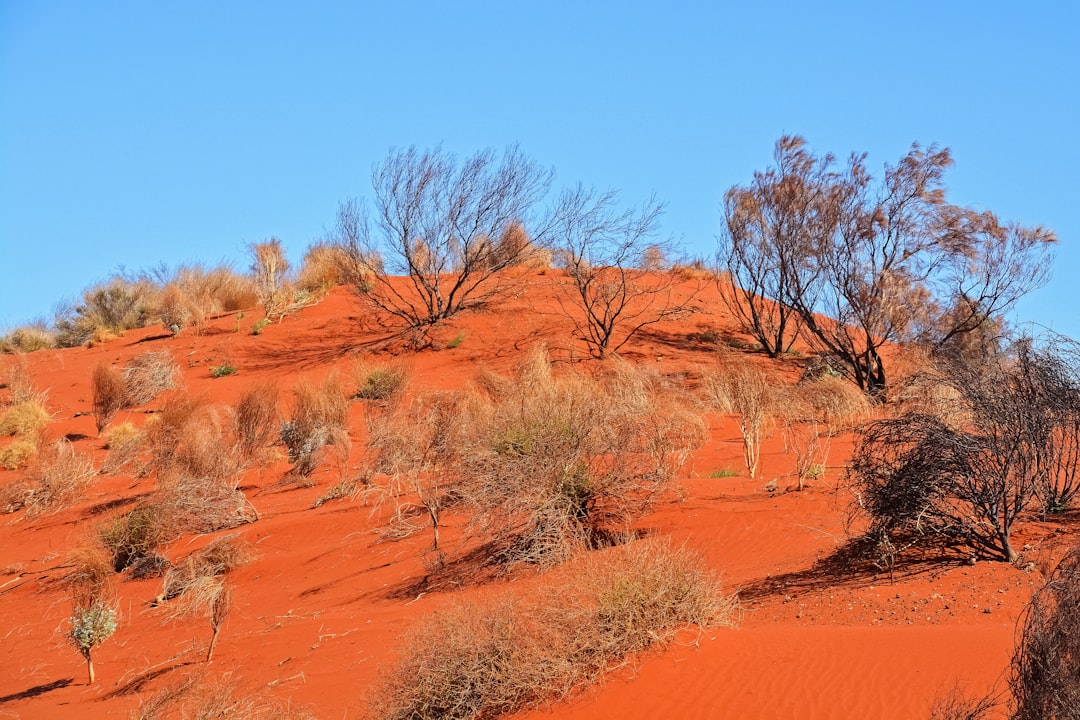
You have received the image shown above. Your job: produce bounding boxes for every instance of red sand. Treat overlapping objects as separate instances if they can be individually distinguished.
[0,276,1071,719]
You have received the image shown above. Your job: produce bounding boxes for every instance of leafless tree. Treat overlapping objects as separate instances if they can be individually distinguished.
[334,145,553,327]
[718,136,831,357]
[550,186,698,357]
[726,137,1056,396]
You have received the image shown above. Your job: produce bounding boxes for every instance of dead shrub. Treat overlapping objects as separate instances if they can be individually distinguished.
[157,534,251,604]
[297,241,351,293]
[101,421,143,475]
[1011,542,1080,719]
[280,374,350,477]
[250,239,292,319]
[779,378,870,489]
[54,276,161,347]
[0,400,49,437]
[157,537,248,660]
[20,439,96,515]
[154,472,259,535]
[459,350,706,567]
[232,382,280,462]
[122,351,180,406]
[92,363,127,433]
[352,360,409,401]
[0,477,33,513]
[144,394,239,480]
[2,356,47,406]
[370,538,734,720]
[160,265,258,333]
[703,363,777,479]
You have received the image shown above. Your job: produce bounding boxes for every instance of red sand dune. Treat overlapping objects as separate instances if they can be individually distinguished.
[0,275,1072,719]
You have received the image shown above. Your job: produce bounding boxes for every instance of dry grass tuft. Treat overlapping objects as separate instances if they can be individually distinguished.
[101,422,143,475]
[0,323,56,353]
[0,400,49,437]
[352,360,410,401]
[370,537,734,720]
[280,374,350,477]
[122,351,180,406]
[100,503,178,571]
[0,437,37,470]
[18,439,97,515]
[3,356,48,406]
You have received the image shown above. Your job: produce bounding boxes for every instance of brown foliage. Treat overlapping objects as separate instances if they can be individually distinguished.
[92,363,127,433]
[232,382,280,462]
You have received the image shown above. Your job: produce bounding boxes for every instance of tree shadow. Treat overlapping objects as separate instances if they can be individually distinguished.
[0,678,73,703]
[737,536,969,605]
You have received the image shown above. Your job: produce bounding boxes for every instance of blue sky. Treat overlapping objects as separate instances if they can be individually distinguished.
[2,1,1077,337]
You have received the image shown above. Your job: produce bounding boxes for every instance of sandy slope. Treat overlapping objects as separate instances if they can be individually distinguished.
[0,275,1073,719]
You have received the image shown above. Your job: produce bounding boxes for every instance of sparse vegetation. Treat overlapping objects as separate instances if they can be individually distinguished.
[210,363,238,378]
[369,538,735,720]
[352,360,409,401]
[67,549,118,684]
[92,363,127,433]
[122,350,180,406]
[704,363,776,479]
[280,374,350,477]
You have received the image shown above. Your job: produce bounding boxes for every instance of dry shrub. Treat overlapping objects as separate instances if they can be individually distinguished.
[0,477,33,513]
[297,241,351,293]
[92,363,127,433]
[779,377,871,489]
[494,222,552,270]
[54,276,161,347]
[154,471,259,536]
[122,351,180,406]
[157,538,247,663]
[250,239,292,319]
[0,438,37,470]
[457,351,705,567]
[157,266,257,333]
[132,671,314,720]
[0,323,56,353]
[1011,542,1080,719]
[352,359,410,401]
[157,534,250,603]
[370,538,734,720]
[703,362,777,478]
[3,356,48,406]
[101,421,143,475]
[0,400,49,437]
[280,374,350,477]
[144,394,240,480]
[232,382,280,462]
[100,503,179,571]
[18,439,97,515]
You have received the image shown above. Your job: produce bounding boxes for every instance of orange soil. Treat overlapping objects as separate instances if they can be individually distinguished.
[0,275,1072,719]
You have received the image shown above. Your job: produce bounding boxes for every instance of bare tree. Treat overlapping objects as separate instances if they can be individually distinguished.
[550,186,698,357]
[334,145,553,327]
[847,338,1079,562]
[726,137,1056,396]
[718,136,830,357]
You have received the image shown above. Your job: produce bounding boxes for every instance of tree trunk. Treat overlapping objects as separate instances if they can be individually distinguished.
[86,652,95,684]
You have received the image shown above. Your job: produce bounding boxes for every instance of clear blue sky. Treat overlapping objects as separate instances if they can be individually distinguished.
[2,1,1077,337]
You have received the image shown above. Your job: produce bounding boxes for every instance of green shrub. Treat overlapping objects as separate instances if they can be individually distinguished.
[209,364,237,378]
